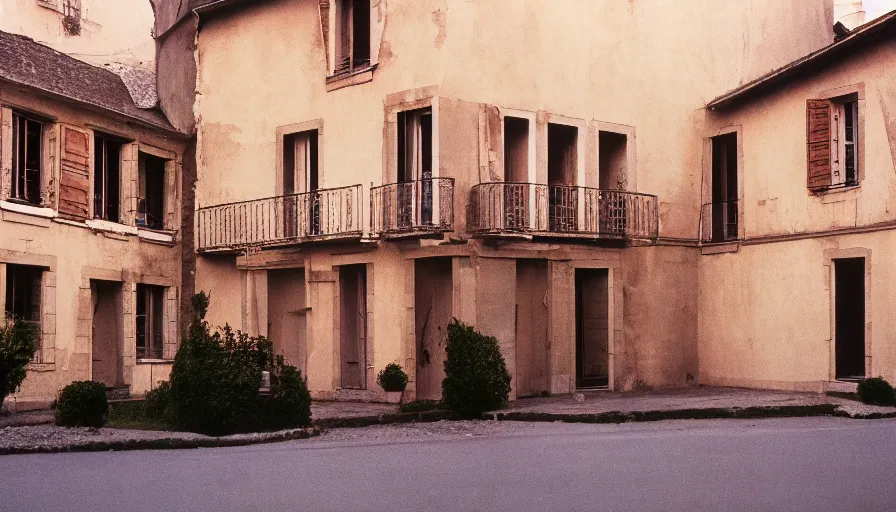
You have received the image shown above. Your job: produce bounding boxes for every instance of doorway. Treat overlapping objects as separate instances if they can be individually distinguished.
[339,265,368,389]
[834,258,865,380]
[515,260,549,397]
[267,268,307,377]
[91,280,123,387]
[414,258,453,400]
[575,269,609,388]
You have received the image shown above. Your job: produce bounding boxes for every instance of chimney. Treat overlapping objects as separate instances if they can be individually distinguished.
[834,0,867,31]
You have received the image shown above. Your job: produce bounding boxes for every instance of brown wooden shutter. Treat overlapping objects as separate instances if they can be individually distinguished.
[807,99,833,190]
[58,126,91,219]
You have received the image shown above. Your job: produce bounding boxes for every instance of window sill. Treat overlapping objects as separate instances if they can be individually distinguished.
[86,219,139,236]
[326,65,376,92]
[814,185,861,204]
[701,241,740,255]
[136,358,173,365]
[0,200,56,219]
[26,362,56,372]
[137,228,176,244]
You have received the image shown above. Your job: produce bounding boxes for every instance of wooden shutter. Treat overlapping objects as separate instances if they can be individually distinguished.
[807,99,833,190]
[59,126,91,219]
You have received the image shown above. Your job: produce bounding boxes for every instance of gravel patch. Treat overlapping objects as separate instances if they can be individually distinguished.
[0,425,318,455]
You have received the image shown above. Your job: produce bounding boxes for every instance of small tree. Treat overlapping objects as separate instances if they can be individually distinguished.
[377,363,409,392]
[0,319,39,409]
[442,320,511,419]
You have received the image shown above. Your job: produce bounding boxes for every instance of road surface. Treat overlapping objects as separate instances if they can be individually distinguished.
[1,417,895,511]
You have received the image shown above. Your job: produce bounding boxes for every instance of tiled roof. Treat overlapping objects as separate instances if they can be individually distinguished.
[0,30,177,132]
[707,10,896,110]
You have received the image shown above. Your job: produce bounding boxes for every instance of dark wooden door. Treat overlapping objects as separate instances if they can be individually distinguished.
[340,265,367,389]
[576,269,609,388]
[835,258,865,380]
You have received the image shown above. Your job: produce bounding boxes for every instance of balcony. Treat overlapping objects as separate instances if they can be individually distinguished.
[467,182,658,243]
[700,200,739,243]
[370,178,455,239]
[197,185,363,252]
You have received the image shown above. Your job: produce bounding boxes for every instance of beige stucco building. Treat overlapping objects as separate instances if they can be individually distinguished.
[700,12,896,391]
[0,30,186,409]
[147,0,896,403]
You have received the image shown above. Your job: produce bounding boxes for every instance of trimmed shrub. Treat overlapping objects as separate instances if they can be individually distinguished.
[857,377,895,406]
[377,363,409,392]
[442,320,511,419]
[55,381,108,427]
[399,399,444,413]
[0,319,39,408]
[169,292,312,436]
[144,381,172,420]
[258,362,312,431]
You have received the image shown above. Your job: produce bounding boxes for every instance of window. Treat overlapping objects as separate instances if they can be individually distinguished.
[807,95,860,191]
[93,134,122,222]
[4,265,43,361]
[833,99,859,187]
[547,123,578,232]
[136,284,164,359]
[10,113,43,205]
[334,0,371,75]
[503,117,529,183]
[283,130,320,236]
[709,133,738,242]
[137,152,166,230]
[397,107,433,226]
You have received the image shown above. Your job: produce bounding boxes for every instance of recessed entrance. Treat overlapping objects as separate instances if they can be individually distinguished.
[415,258,453,400]
[91,280,123,387]
[267,268,307,376]
[834,258,865,380]
[339,265,368,389]
[575,268,609,388]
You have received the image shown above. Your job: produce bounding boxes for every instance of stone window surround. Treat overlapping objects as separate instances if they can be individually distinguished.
[810,83,866,196]
[700,124,745,246]
[0,251,57,370]
[275,119,325,197]
[383,88,441,187]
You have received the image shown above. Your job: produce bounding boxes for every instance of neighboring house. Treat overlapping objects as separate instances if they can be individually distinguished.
[0,0,156,69]
[0,30,186,409]
[700,12,896,391]
[153,0,845,402]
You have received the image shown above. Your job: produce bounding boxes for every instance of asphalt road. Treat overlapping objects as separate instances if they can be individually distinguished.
[1,417,895,512]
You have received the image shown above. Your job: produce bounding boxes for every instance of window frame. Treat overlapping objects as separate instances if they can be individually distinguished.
[4,264,44,362]
[135,283,165,360]
[332,0,372,77]
[93,133,123,223]
[807,84,865,194]
[10,112,45,206]
[136,151,168,230]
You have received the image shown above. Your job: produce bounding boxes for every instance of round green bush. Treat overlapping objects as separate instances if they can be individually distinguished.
[377,362,409,392]
[442,320,511,419]
[144,381,171,419]
[857,377,895,406]
[55,381,108,428]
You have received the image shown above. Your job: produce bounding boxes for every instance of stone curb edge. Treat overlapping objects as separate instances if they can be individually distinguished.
[0,426,320,456]
[314,410,456,429]
[483,404,896,423]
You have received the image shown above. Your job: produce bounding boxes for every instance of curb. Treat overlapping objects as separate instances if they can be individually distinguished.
[483,404,842,423]
[314,410,455,429]
[0,426,320,456]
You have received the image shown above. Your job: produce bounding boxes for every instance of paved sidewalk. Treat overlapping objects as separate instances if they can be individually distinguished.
[488,386,896,422]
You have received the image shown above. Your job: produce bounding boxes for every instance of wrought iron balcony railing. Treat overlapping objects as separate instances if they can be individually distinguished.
[468,182,658,242]
[197,185,363,251]
[700,200,739,243]
[370,178,455,238]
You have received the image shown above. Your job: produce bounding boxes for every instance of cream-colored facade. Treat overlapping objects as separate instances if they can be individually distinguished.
[700,14,896,391]
[1,36,186,409]
[182,0,853,402]
[0,0,155,68]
